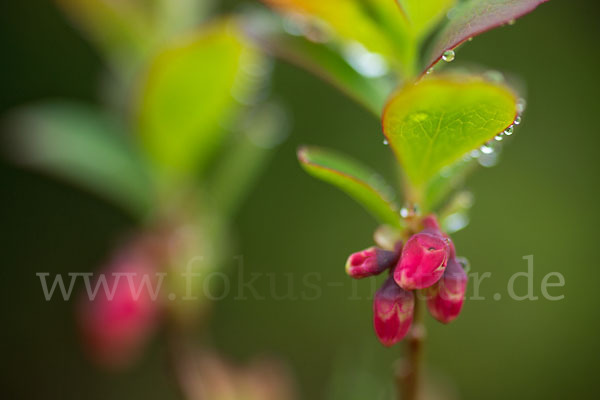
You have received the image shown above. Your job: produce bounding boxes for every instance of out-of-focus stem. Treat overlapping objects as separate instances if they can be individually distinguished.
[396,296,426,400]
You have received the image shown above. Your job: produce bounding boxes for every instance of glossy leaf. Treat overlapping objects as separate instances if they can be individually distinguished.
[425,0,549,71]
[382,75,517,195]
[397,0,456,39]
[246,13,391,115]
[298,146,402,227]
[136,19,264,180]
[6,102,155,218]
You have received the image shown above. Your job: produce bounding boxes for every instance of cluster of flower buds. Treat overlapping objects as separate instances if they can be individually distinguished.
[345,215,468,347]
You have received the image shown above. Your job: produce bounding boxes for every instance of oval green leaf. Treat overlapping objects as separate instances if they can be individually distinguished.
[136,19,264,180]
[298,146,402,228]
[382,75,517,195]
[6,102,155,218]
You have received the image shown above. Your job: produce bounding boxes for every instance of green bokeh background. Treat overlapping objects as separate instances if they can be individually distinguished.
[1,1,598,399]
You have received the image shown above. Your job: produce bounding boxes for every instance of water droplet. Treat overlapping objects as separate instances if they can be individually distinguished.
[507,19,516,26]
[517,98,527,113]
[495,134,504,141]
[383,139,389,145]
[400,204,420,218]
[470,149,481,158]
[514,116,522,125]
[480,144,494,154]
[504,125,514,136]
[442,50,455,62]
[467,37,473,42]
[426,68,434,75]
[478,151,499,167]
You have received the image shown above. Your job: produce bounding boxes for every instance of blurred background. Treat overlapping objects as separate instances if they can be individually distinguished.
[1,0,599,399]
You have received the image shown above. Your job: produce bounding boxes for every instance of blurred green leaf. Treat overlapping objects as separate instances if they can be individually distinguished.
[424,0,549,71]
[298,146,402,228]
[55,0,156,72]
[397,0,456,40]
[247,14,391,115]
[382,75,517,199]
[153,0,214,39]
[6,102,155,218]
[136,19,265,181]
[261,0,414,72]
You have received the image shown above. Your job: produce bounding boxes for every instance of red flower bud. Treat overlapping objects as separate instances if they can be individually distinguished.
[373,276,414,346]
[345,246,399,279]
[394,232,450,290]
[425,257,468,324]
[421,214,442,232]
[77,249,159,369]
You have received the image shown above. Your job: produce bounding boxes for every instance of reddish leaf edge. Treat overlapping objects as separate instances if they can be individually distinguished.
[297,145,401,219]
[422,0,550,75]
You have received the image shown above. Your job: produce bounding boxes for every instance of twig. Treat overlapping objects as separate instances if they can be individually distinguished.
[396,296,426,400]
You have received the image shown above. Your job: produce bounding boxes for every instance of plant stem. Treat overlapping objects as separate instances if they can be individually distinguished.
[396,296,426,400]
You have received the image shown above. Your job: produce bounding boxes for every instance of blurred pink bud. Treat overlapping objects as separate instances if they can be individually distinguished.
[425,257,468,324]
[345,246,400,279]
[77,249,159,369]
[373,276,414,346]
[394,232,450,290]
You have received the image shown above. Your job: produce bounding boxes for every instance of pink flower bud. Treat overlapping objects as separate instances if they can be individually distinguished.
[77,249,159,369]
[373,276,414,346]
[425,257,468,324]
[421,214,442,232]
[345,246,399,279]
[394,232,450,290]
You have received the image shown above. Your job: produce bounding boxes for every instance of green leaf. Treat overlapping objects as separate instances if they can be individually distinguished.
[5,102,155,218]
[261,0,414,72]
[136,19,265,181]
[382,75,517,198]
[298,146,402,227]
[246,13,391,115]
[397,0,457,40]
[424,0,549,71]
[55,0,156,72]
